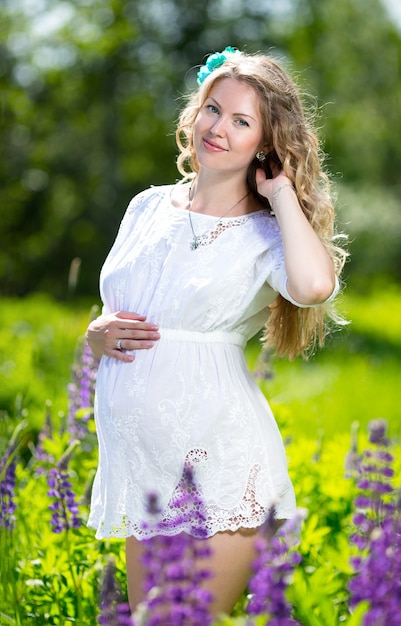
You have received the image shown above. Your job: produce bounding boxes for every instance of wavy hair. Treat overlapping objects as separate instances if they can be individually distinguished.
[176,51,348,360]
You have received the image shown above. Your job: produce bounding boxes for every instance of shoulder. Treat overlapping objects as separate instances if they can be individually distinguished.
[113,185,172,243]
[127,184,173,213]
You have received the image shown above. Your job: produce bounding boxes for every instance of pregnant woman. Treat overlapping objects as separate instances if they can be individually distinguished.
[86,47,347,617]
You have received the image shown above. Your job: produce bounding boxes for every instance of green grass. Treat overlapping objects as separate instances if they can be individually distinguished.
[0,285,400,625]
[0,294,100,430]
[247,282,401,438]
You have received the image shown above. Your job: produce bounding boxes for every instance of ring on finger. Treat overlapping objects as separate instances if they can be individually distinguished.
[116,339,122,351]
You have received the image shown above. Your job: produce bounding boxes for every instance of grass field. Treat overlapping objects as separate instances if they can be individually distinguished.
[248,282,401,439]
[0,284,400,625]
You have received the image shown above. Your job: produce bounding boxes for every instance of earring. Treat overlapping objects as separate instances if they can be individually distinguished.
[256,151,266,162]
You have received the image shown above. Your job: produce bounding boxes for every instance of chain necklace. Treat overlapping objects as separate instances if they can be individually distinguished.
[187,185,250,250]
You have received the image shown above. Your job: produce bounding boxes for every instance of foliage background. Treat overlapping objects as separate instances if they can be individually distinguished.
[1,291,400,625]
[1,2,401,623]
[1,0,401,298]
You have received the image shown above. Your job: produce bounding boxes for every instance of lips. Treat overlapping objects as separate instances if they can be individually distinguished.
[202,137,227,152]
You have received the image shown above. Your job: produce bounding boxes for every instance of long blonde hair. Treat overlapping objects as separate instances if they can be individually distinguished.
[176,51,348,360]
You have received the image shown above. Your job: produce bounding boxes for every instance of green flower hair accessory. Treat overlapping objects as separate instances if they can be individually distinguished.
[197,46,238,85]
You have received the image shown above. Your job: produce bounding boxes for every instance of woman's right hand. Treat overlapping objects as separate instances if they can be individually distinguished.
[86,311,160,362]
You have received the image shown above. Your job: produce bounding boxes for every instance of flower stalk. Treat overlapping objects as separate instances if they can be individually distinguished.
[348,419,401,625]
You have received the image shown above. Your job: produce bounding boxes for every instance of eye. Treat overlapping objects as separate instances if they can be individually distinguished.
[206,104,219,114]
[235,118,249,127]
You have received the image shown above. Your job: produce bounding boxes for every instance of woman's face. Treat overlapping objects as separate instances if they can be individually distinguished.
[193,77,265,177]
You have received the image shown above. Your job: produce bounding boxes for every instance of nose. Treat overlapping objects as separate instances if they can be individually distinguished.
[210,115,227,136]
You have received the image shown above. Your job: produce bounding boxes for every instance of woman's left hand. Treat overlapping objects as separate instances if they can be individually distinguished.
[256,162,336,305]
[255,165,292,207]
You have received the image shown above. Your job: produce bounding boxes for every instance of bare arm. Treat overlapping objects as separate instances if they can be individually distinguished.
[86,311,160,362]
[256,169,336,305]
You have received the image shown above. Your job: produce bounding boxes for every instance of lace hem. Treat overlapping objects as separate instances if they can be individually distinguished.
[89,458,295,540]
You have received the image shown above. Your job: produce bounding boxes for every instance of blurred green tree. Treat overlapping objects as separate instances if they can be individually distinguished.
[0,0,400,297]
[282,0,400,186]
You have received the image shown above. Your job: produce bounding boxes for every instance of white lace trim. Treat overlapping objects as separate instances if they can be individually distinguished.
[189,210,271,249]
[92,450,293,540]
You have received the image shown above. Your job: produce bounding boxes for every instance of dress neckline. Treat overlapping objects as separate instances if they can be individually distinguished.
[166,184,271,221]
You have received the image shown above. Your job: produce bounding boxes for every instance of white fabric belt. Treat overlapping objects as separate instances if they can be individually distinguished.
[159,328,247,348]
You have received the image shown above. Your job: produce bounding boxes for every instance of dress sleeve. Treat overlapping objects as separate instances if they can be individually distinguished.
[105,189,150,262]
[265,224,340,308]
[280,274,340,308]
[99,188,152,315]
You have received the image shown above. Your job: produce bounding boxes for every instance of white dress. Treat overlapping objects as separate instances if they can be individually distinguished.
[88,184,325,539]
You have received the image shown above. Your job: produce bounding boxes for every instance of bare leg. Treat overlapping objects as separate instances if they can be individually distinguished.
[126,536,147,609]
[126,527,261,618]
[201,527,260,616]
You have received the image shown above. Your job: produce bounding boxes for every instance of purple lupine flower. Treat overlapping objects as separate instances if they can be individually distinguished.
[138,465,214,626]
[348,507,401,625]
[349,420,395,550]
[253,348,275,380]
[247,507,305,625]
[98,558,134,625]
[68,339,99,440]
[47,467,81,533]
[47,440,81,533]
[0,461,17,530]
[0,419,28,530]
[348,420,401,624]
[368,418,388,445]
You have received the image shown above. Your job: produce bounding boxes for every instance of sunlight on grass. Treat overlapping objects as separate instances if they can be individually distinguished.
[0,286,400,624]
[343,282,401,346]
[249,283,401,438]
[265,355,399,438]
[0,294,97,429]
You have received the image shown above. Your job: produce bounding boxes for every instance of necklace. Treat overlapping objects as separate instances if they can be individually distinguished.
[187,185,250,250]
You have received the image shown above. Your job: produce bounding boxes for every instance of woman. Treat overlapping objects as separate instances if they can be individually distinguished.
[86,47,347,616]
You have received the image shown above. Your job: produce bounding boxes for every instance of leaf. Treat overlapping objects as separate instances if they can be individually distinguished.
[345,601,370,626]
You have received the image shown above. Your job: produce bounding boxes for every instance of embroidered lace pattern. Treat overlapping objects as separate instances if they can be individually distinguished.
[96,450,292,539]
[189,211,272,249]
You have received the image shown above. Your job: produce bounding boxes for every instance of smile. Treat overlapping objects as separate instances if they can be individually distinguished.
[202,138,227,152]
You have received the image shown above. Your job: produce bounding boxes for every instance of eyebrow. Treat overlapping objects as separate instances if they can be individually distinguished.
[207,97,257,122]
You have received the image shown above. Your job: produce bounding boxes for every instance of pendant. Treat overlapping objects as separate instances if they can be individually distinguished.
[190,237,200,250]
